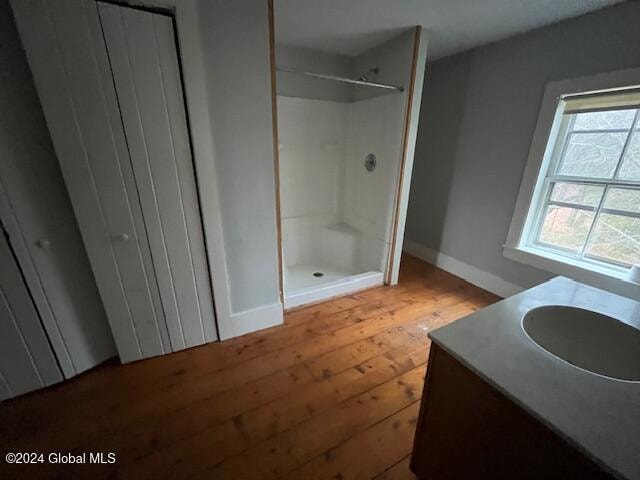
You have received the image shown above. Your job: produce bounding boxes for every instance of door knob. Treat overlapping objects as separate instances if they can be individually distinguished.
[112,233,130,242]
[35,239,51,248]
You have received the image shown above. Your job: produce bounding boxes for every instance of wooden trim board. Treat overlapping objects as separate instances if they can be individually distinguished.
[386,26,423,285]
[267,0,284,304]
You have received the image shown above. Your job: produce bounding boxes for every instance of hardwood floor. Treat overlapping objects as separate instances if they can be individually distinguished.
[0,255,499,479]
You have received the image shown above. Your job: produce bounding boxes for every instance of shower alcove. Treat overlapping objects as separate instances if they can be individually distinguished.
[274,29,426,309]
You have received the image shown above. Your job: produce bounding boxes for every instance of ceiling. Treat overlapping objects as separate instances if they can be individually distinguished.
[274,0,623,60]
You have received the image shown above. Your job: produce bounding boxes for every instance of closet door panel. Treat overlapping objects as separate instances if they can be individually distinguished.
[0,181,74,377]
[98,3,217,348]
[10,0,169,361]
[0,183,116,377]
[153,11,218,344]
[85,2,172,356]
[45,0,167,359]
[0,2,117,375]
[0,291,43,401]
[0,228,62,400]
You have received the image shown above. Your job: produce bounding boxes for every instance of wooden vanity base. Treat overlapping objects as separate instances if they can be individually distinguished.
[410,345,614,479]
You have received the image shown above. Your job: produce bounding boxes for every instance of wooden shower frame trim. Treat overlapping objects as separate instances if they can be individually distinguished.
[385,25,422,285]
[267,0,284,303]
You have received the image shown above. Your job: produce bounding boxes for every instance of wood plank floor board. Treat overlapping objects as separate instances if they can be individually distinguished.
[193,366,427,480]
[373,455,416,480]
[88,342,428,472]
[114,355,428,479]
[0,271,455,430]
[0,289,440,448]
[92,300,470,476]
[280,403,420,480]
[0,255,499,479]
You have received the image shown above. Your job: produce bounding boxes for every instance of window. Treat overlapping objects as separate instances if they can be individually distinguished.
[505,69,640,298]
[527,92,640,272]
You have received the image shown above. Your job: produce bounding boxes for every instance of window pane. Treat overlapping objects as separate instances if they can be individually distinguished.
[617,130,640,180]
[586,213,640,267]
[538,206,595,252]
[557,132,626,178]
[550,182,603,208]
[603,188,640,214]
[572,109,636,131]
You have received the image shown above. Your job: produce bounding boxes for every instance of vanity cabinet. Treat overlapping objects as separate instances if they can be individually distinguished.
[410,344,615,480]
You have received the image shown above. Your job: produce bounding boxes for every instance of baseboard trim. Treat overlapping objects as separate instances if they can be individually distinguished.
[219,302,284,340]
[403,239,524,298]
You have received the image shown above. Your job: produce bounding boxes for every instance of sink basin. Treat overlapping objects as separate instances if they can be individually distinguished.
[523,305,640,382]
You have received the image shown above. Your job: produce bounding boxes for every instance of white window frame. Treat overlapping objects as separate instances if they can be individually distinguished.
[504,68,640,301]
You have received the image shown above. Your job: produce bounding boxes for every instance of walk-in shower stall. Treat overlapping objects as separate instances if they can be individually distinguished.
[275,29,427,308]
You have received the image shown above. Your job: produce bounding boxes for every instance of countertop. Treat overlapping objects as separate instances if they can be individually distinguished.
[429,277,640,480]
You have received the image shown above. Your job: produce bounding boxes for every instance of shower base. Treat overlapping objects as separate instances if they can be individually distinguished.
[283,263,383,309]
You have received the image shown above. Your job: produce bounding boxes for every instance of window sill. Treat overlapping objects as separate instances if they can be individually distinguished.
[503,244,640,301]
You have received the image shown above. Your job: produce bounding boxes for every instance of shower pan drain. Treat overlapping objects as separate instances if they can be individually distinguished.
[313,272,324,278]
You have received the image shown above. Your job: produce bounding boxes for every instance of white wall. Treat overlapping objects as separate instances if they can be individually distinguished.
[405,2,640,295]
[198,0,282,328]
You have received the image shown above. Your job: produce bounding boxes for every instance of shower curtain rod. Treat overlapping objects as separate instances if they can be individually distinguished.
[276,66,405,92]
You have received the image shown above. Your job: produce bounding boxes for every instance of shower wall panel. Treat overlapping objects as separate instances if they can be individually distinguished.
[277,96,349,267]
[278,92,405,275]
[344,94,405,270]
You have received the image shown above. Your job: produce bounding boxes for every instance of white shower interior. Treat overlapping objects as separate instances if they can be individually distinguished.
[276,33,414,308]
